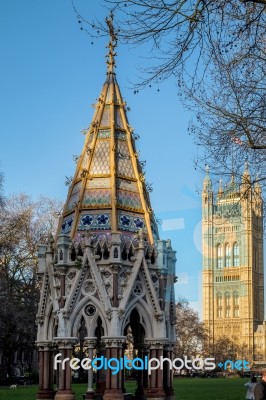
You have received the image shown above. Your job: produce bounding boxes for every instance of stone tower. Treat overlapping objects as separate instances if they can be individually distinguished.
[202,165,264,363]
[36,15,176,400]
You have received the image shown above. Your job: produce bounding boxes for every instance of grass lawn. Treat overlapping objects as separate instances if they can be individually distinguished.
[0,378,250,400]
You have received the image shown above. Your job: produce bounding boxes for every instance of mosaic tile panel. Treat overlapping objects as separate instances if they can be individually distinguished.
[116,141,135,178]
[98,129,110,139]
[78,213,111,230]
[83,189,111,207]
[61,215,74,234]
[115,131,127,141]
[81,151,89,170]
[117,189,143,211]
[90,140,110,175]
[87,178,111,189]
[67,191,80,211]
[72,181,82,195]
[106,86,117,103]
[115,108,124,129]
[100,106,110,127]
[117,178,138,192]
[118,211,146,233]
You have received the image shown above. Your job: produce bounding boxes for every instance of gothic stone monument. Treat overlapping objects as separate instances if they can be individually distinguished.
[36,15,176,400]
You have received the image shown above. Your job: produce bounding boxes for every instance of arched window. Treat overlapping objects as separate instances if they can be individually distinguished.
[225,243,230,267]
[225,292,231,318]
[217,244,222,269]
[233,243,239,266]
[233,291,239,317]
[217,292,222,318]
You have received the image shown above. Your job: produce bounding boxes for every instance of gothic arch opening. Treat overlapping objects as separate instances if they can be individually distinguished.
[124,308,148,398]
[73,316,88,383]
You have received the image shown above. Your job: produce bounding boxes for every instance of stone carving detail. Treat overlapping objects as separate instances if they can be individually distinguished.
[65,270,77,296]
[82,279,96,296]
[118,270,129,298]
[101,269,113,297]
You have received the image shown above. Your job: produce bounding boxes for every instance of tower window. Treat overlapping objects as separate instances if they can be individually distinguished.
[233,292,239,317]
[217,244,222,269]
[217,293,222,318]
[225,243,230,267]
[233,243,239,266]
[225,292,231,318]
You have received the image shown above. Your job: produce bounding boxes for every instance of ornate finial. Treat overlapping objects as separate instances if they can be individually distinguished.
[106,11,117,74]
[218,178,223,196]
[203,164,212,191]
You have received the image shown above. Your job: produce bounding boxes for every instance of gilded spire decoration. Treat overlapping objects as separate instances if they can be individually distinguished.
[106,12,117,74]
[56,17,158,244]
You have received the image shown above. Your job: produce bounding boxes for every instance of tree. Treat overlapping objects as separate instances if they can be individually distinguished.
[0,194,62,382]
[175,299,207,359]
[82,0,266,191]
[212,337,239,368]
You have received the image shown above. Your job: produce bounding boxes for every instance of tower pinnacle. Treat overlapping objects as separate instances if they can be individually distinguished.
[106,12,117,74]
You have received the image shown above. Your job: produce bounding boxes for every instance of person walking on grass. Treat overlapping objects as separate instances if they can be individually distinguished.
[245,377,257,400]
[255,370,266,400]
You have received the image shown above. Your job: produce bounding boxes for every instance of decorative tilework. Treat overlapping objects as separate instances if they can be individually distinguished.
[81,151,89,170]
[115,108,124,128]
[78,213,111,230]
[71,181,82,195]
[87,178,111,189]
[61,216,74,233]
[67,191,80,211]
[117,189,142,211]
[115,131,127,141]
[100,106,110,127]
[116,141,135,178]
[90,140,110,175]
[83,189,111,207]
[66,182,82,210]
[98,129,110,139]
[118,211,146,233]
[117,178,138,192]
[106,86,117,103]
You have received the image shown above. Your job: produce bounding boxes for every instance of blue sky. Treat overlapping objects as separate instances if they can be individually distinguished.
[0,0,211,316]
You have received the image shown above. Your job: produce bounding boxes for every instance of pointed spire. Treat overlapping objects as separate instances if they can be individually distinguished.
[106,12,117,75]
[218,178,223,196]
[242,161,250,183]
[203,165,212,191]
[57,24,158,245]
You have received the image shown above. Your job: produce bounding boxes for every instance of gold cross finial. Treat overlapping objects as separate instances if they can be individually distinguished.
[106,11,117,74]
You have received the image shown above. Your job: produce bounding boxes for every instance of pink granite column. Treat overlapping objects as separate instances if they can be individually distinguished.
[54,339,77,400]
[103,337,125,400]
[36,342,55,400]
[146,341,166,400]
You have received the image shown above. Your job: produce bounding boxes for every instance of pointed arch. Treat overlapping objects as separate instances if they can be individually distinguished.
[225,243,230,267]
[233,242,239,266]
[121,298,153,338]
[69,296,108,338]
[217,243,222,269]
